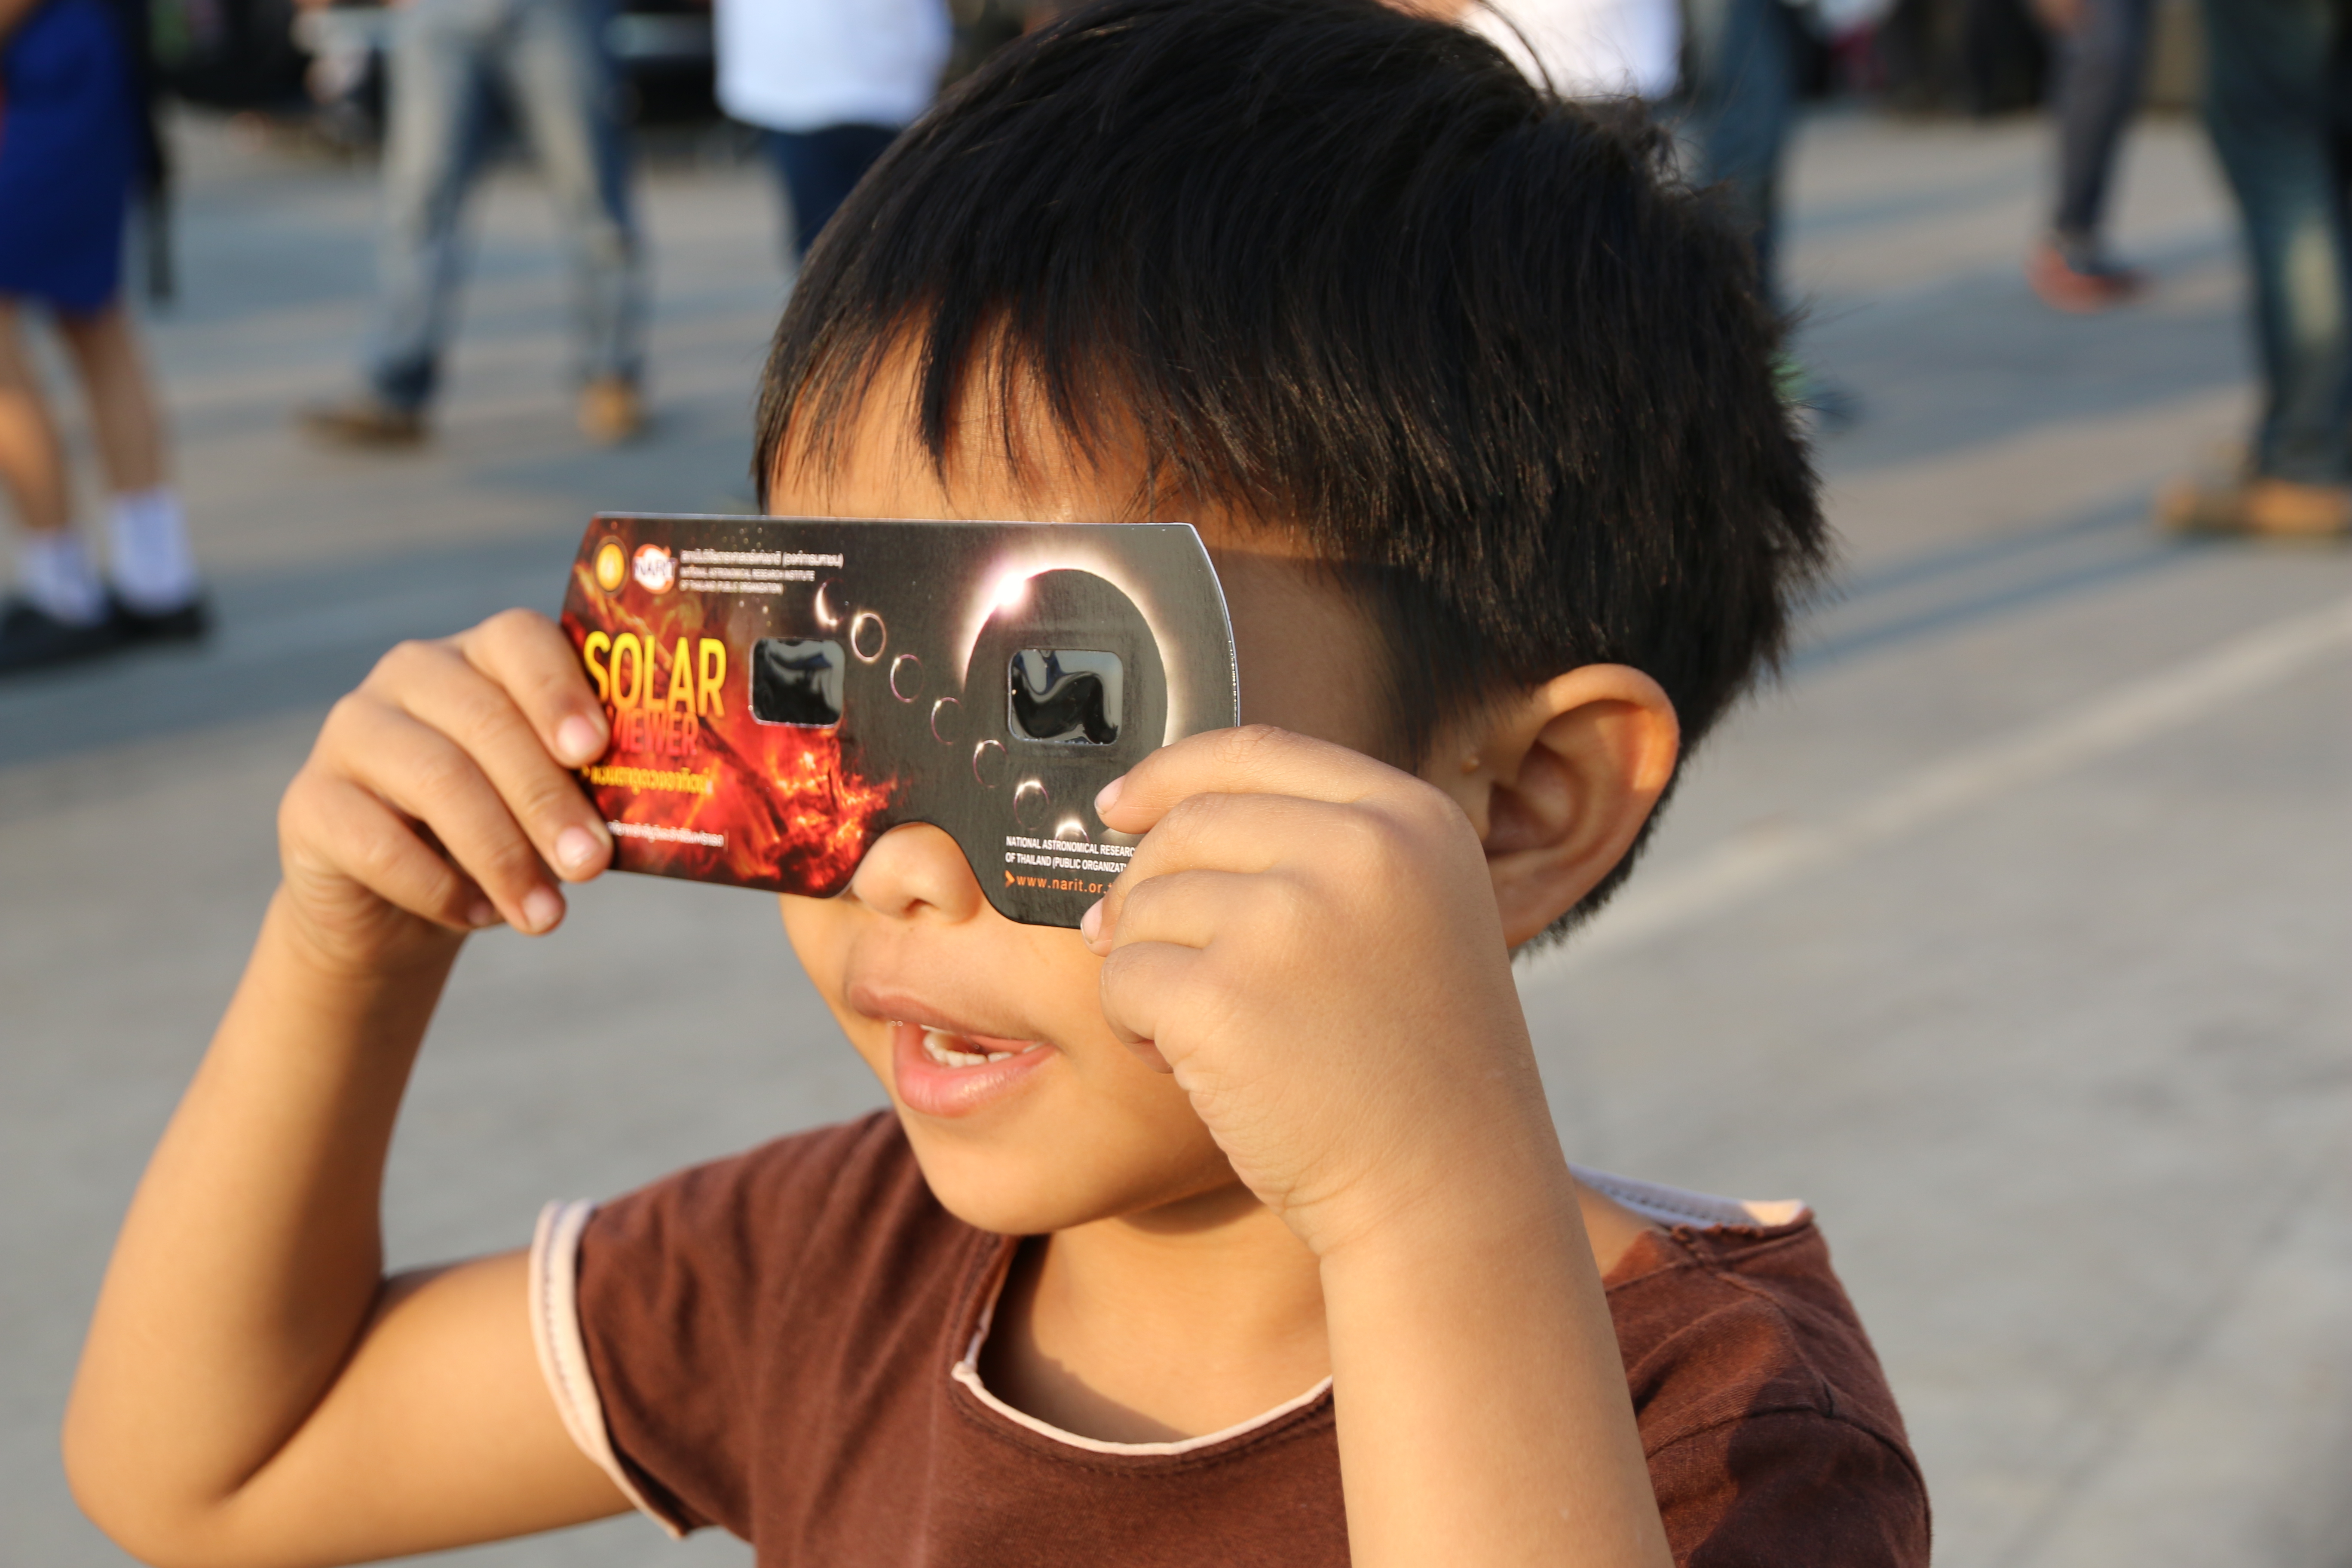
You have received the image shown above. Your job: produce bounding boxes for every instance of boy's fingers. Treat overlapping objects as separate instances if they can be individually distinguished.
[1117,788,1327,876]
[457,608,610,769]
[292,777,496,930]
[1095,725,1404,833]
[338,702,569,934]
[1093,790,1369,940]
[1120,1038,1177,1074]
[1095,939,1202,1060]
[1092,865,1273,956]
[386,640,611,883]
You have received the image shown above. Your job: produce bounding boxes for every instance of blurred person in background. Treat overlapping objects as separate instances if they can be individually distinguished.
[1409,0,1863,426]
[295,0,647,448]
[2159,0,2352,536]
[0,0,206,674]
[1681,0,1803,303]
[1461,0,1680,100]
[2025,0,2153,310]
[1677,0,1884,427]
[716,0,951,265]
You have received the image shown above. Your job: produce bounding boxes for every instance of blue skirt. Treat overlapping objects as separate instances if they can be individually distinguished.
[0,0,137,313]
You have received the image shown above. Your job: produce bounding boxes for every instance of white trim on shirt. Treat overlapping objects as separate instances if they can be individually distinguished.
[529,1199,683,1538]
[528,1168,1805,1487]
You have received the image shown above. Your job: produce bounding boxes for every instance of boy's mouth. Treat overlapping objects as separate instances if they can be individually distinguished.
[914,1026,1044,1069]
[882,1017,1055,1118]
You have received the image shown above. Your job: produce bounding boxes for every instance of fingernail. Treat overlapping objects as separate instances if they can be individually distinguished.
[521,886,564,933]
[556,825,602,874]
[1094,775,1124,815]
[556,714,605,766]
[1079,898,1103,943]
[467,899,500,928]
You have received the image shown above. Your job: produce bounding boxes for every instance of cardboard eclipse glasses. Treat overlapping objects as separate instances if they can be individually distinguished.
[559,513,1239,927]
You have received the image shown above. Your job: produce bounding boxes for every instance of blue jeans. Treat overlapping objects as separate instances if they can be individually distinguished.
[368,0,643,410]
[2049,0,2154,247]
[1681,0,1802,307]
[761,123,900,263]
[2200,0,2352,484]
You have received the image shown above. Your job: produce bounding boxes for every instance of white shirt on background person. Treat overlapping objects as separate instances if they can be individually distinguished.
[715,0,954,133]
[1469,0,1680,101]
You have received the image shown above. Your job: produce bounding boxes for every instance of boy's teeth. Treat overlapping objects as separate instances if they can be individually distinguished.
[922,1029,996,1069]
[908,1024,1044,1069]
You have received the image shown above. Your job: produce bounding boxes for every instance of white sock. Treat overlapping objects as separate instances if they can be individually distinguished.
[107,486,202,613]
[17,531,108,625]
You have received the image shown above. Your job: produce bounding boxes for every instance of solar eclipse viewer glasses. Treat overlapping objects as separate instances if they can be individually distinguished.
[559,514,1240,928]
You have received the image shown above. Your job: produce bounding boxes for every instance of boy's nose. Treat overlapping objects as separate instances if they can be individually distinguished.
[847,823,986,923]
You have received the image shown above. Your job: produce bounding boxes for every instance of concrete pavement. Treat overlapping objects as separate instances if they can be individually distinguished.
[2,106,2346,1567]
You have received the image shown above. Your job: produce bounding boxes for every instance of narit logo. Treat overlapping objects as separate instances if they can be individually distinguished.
[632,543,677,594]
[593,539,627,593]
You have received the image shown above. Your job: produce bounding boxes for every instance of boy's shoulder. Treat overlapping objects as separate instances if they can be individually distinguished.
[1583,1169,1932,1561]
[557,1112,995,1537]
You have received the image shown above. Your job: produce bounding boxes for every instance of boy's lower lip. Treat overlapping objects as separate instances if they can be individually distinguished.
[887,1020,1053,1118]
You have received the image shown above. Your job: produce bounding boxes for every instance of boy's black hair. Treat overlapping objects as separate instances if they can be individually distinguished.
[753,0,1826,936]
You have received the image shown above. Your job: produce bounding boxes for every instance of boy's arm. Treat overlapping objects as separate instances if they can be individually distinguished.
[65,612,629,1568]
[1089,724,1676,1568]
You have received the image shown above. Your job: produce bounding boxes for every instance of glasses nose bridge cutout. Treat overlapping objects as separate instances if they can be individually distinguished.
[850,818,990,922]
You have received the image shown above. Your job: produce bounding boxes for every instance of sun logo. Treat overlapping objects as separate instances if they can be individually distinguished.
[593,539,627,593]
[632,543,677,594]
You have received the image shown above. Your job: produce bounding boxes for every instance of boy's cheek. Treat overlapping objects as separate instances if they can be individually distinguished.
[777,894,883,1061]
[777,892,851,996]
[778,892,1237,1229]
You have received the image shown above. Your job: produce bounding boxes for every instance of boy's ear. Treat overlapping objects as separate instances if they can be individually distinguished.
[1425,666,1681,949]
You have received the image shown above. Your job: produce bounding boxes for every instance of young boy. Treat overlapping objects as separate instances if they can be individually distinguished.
[64,1,1929,1563]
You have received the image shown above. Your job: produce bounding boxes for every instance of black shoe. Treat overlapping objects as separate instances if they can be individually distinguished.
[0,597,127,675]
[111,590,211,646]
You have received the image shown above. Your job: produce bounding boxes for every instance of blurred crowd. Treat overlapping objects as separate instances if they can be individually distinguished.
[1,0,2346,676]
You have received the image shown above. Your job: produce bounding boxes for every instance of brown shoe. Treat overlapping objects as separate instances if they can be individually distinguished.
[2028,240,2148,314]
[579,376,646,446]
[297,392,428,447]
[2156,474,2352,538]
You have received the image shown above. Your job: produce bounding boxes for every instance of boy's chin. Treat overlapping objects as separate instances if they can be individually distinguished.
[896,1115,1238,1238]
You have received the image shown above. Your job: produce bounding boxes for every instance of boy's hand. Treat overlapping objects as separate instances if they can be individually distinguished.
[1085,725,1558,1263]
[278,608,613,973]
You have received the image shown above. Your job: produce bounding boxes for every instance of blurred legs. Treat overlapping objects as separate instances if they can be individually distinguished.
[54,302,166,497]
[0,302,72,534]
[368,0,497,411]
[2049,0,2154,253]
[2201,0,2352,485]
[56,305,198,614]
[0,302,112,636]
[1681,0,1800,306]
[503,0,643,391]
[762,124,900,264]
